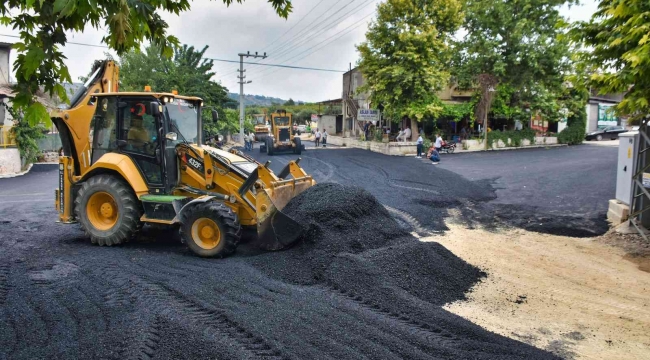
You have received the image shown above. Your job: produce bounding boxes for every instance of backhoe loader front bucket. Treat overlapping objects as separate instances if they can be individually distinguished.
[255,177,314,250]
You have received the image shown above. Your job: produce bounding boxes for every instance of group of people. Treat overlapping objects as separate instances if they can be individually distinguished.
[243,131,255,151]
[313,128,328,147]
[395,126,412,142]
[416,133,443,165]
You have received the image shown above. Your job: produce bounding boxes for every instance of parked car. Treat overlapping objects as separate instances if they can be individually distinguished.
[585,126,628,141]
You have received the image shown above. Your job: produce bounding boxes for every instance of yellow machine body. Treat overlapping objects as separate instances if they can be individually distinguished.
[52,60,315,254]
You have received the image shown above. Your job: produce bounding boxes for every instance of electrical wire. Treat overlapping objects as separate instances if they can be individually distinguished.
[0,33,344,73]
[247,0,377,78]
[255,11,375,82]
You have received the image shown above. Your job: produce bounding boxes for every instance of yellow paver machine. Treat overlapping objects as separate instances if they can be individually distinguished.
[52,61,315,257]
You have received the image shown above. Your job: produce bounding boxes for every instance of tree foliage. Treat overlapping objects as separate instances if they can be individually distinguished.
[0,0,292,125]
[572,0,650,121]
[454,0,577,123]
[120,43,235,135]
[356,0,463,122]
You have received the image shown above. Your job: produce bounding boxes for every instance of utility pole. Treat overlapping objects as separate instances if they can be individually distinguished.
[238,51,267,145]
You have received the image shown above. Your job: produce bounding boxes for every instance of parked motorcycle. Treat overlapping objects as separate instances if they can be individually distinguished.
[440,141,456,154]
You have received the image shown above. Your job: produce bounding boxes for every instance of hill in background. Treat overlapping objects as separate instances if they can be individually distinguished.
[228,92,304,107]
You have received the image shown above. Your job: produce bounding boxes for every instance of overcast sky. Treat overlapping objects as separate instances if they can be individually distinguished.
[0,0,599,103]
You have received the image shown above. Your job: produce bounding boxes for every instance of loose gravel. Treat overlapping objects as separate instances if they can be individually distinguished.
[0,162,561,359]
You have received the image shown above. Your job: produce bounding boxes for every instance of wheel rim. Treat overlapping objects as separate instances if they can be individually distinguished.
[191,218,221,250]
[87,191,118,231]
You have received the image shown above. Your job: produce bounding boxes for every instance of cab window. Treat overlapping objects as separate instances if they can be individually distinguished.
[120,100,158,156]
[90,97,118,163]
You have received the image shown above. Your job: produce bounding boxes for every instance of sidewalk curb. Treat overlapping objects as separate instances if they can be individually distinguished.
[0,163,33,179]
[402,143,568,156]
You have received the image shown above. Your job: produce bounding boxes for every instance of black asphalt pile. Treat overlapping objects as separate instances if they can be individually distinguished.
[0,163,560,359]
[251,183,485,307]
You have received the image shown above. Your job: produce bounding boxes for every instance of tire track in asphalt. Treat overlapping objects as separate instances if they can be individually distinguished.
[100,263,286,360]
[383,205,434,237]
[326,282,460,351]
[347,157,440,195]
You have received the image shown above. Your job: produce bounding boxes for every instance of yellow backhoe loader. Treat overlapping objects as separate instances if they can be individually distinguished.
[259,110,303,155]
[51,61,315,257]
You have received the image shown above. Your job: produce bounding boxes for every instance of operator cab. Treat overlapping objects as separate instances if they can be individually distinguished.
[88,92,203,194]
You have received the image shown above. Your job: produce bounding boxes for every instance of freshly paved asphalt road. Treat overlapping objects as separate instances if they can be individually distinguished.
[436,143,617,236]
[0,143,615,359]
[250,141,617,237]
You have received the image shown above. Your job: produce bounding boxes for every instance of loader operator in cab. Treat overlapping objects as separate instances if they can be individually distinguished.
[127,103,155,154]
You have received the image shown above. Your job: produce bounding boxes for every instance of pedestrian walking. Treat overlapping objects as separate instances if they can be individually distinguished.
[460,126,467,140]
[363,121,370,141]
[416,134,423,158]
[315,128,321,147]
[322,129,328,147]
[434,133,443,153]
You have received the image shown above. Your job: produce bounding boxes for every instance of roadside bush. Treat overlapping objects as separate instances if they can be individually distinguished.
[486,128,536,147]
[558,125,585,145]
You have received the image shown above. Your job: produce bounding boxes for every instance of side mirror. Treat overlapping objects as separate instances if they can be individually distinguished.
[117,139,127,148]
[150,102,161,116]
[211,109,219,122]
[165,132,178,141]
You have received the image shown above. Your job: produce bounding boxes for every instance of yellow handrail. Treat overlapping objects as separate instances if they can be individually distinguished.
[0,126,17,148]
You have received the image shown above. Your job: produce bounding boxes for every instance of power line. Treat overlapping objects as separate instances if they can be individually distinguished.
[206,57,344,72]
[0,33,109,49]
[0,33,345,73]
[262,0,348,56]
[256,11,375,82]
[229,0,347,77]
[260,0,328,52]
[248,0,377,78]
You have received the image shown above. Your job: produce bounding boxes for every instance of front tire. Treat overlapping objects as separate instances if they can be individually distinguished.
[179,202,241,258]
[75,174,142,246]
[596,134,603,141]
[266,137,274,156]
[293,137,302,155]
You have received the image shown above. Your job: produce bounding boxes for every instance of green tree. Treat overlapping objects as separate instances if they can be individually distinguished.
[0,0,292,125]
[455,0,577,124]
[283,98,295,106]
[120,43,236,135]
[572,0,650,121]
[356,0,463,122]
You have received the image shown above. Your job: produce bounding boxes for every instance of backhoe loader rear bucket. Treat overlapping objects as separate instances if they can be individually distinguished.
[255,178,314,250]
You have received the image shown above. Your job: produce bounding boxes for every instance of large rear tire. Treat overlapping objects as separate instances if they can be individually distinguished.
[294,137,302,155]
[75,174,142,246]
[179,202,241,258]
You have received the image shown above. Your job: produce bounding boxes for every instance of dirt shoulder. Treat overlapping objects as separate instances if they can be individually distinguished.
[424,223,650,360]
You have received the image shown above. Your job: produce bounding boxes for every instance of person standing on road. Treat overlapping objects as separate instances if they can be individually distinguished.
[315,128,321,148]
[434,133,443,153]
[248,132,255,151]
[322,129,328,147]
[416,133,423,158]
[244,131,251,151]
